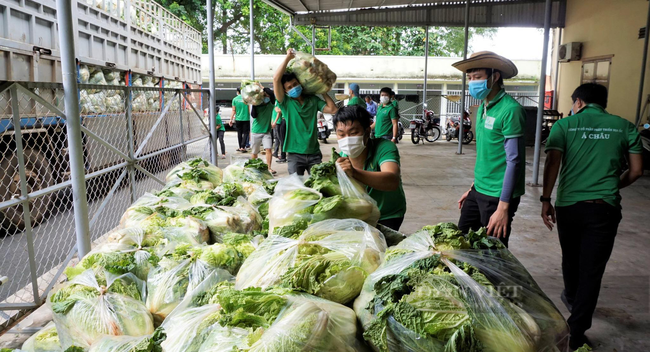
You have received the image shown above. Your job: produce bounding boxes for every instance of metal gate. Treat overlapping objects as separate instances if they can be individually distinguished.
[0,81,211,331]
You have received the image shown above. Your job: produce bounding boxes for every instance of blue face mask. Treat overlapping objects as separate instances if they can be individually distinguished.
[288,85,303,98]
[263,97,270,104]
[468,79,492,100]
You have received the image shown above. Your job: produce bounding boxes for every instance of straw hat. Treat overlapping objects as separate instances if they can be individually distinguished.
[452,51,518,79]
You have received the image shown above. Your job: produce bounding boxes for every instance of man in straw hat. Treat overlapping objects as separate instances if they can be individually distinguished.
[452,51,526,248]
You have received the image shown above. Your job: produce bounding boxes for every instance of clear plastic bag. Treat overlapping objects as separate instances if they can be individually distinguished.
[222,160,274,185]
[162,273,360,352]
[166,158,223,187]
[87,329,166,352]
[353,223,570,352]
[48,270,154,349]
[286,51,337,95]
[21,322,61,352]
[236,219,387,304]
[267,174,322,235]
[119,192,192,228]
[145,245,236,324]
[181,199,261,243]
[241,80,265,106]
[65,227,158,281]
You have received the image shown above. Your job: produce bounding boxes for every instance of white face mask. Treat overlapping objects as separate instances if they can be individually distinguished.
[380,96,390,105]
[338,136,366,158]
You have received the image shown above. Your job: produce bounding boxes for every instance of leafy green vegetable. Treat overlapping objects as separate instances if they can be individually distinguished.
[165,158,222,186]
[48,270,154,349]
[272,219,309,239]
[305,149,341,197]
[88,328,166,352]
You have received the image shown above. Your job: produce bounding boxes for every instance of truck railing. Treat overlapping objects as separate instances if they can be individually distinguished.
[0,81,214,332]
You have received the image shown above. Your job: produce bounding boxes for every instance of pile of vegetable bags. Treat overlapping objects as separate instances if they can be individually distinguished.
[353,223,570,352]
[161,274,363,352]
[287,51,337,95]
[268,149,380,236]
[240,80,266,105]
[13,154,573,352]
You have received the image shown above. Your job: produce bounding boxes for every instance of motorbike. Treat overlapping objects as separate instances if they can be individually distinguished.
[317,112,331,143]
[409,109,441,144]
[446,114,474,145]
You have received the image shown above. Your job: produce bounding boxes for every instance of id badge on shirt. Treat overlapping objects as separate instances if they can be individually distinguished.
[484,116,496,130]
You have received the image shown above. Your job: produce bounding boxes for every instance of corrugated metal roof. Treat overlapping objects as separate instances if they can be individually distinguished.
[262,0,566,28]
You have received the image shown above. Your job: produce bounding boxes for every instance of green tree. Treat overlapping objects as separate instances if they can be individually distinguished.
[157,0,496,56]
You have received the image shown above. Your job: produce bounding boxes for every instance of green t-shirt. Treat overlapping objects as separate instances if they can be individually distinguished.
[375,104,398,138]
[215,114,225,131]
[278,95,326,154]
[347,96,366,109]
[251,102,274,134]
[474,89,527,199]
[545,104,642,207]
[232,95,250,122]
[363,139,407,220]
[272,101,283,124]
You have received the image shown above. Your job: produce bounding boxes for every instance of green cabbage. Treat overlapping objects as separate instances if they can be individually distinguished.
[88,328,166,352]
[165,158,222,186]
[286,51,337,95]
[21,322,61,352]
[48,270,153,349]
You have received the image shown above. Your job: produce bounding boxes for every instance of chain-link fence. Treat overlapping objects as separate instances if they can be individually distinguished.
[0,82,210,331]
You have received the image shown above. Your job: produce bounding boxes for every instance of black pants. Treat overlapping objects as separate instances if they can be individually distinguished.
[556,202,622,337]
[274,121,286,159]
[287,152,322,176]
[457,188,520,247]
[216,130,226,155]
[378,217,404,231]
[235,120,250,149]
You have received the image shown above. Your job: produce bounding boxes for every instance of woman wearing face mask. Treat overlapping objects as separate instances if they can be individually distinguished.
[371,87,399,143]
[334,106,407,231]
[251,87,277,175]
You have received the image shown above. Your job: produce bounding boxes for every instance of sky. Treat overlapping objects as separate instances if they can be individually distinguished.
[469,27,546,60]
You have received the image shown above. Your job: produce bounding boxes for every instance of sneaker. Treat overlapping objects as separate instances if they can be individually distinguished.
[221,154,226,160]
[561,290,573,312]
[277,159,287,163]
[272,153,279,158]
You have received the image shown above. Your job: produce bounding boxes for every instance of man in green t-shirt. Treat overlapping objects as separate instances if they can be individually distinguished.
[452,51,526,247]
[251,87,277,175]
[214,106,226,159]
[372,87,399,142]
[273,48,339,176]
[347,83,366,109]
[229,88,251,152]
[541,83,643,350]
[334,106,407,230]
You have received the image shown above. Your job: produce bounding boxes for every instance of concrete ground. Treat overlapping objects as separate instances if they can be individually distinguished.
[2,131,648,351]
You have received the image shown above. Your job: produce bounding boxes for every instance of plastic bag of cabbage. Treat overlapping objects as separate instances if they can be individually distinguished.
[161,275,361,352]
[223,158,274,186]
[87,329,166,352]
[353,223,569,352]
[145,237,256,323]
[166,158,223,188]
[236,219,387,305]
[286,51,337,95]
[19,322,62,352]
[240,80,266,106]
[267,159,379,236]
[65,227,160,281]
[47,270,153,349]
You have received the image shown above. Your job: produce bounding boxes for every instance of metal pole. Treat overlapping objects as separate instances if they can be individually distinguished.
[635,0,650,126]
[207,0,218,165]
[423,26,429,120]
[532,0,553,185]
[312,25,316,55]
[56,0,91,257]
[458,0,470,155]
[250,0,255,79]
[552,28,562,110]
[125,86,136,203]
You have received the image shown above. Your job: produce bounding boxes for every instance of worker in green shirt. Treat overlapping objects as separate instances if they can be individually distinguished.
[214,106,226,159]
[273,48,339,176]
[452,51,526,247]
[271,102,287,163]
[334,106,407,230]
[372,87,399,142]
[347,83,366,108]
[251,87,277,175]
[229,88,251,153]
[541,83,643,350]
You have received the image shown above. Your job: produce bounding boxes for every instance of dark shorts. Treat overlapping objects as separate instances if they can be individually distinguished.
[287,152,323,176]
